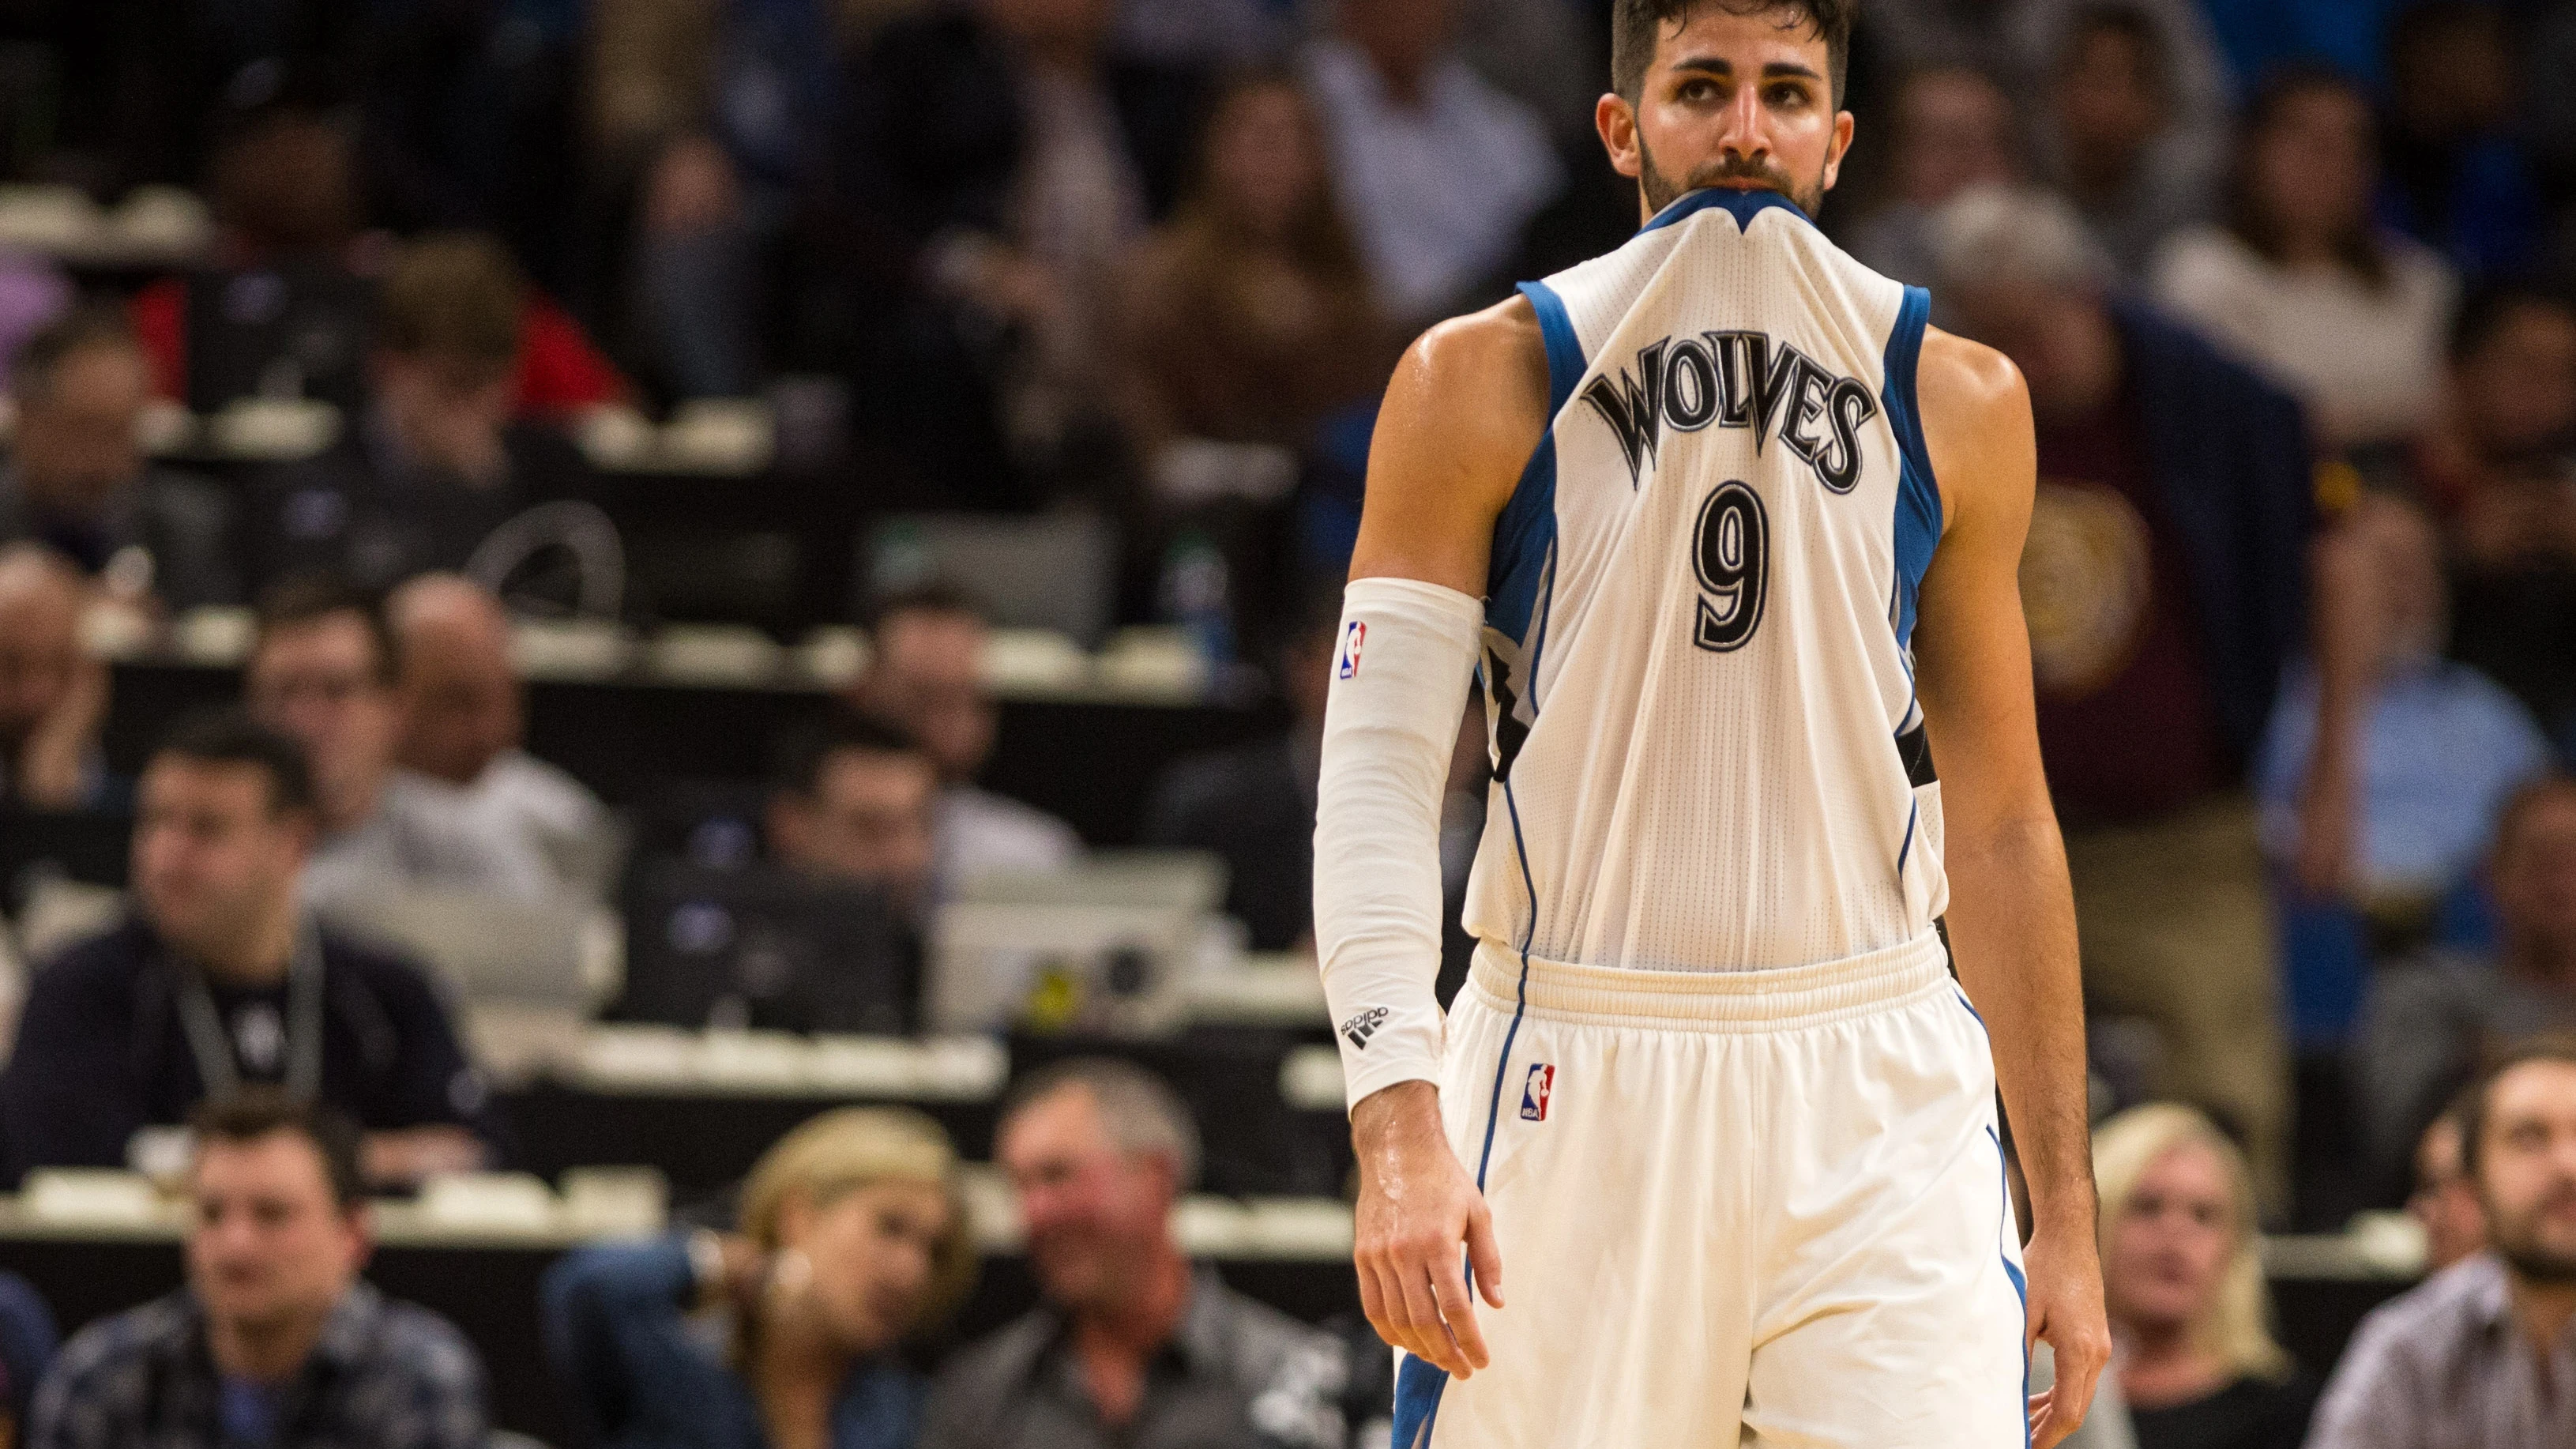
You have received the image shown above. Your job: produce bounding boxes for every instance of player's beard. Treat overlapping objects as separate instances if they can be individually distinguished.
[1638,134,1828,217]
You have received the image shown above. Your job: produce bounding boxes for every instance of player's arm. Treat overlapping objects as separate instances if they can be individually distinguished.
[1908,329,2112,1449]
[1321,296,1549,1379]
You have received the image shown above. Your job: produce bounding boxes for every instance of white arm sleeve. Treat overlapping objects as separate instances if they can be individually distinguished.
[1312,575,1485,1111]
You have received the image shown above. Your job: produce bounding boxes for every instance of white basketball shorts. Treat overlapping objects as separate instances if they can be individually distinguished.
[1393,930,2029,1448]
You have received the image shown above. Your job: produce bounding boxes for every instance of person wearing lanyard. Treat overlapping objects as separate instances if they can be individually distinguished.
[0,708,498,1189]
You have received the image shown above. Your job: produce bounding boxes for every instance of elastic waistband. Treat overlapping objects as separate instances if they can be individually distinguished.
[1465,931,1954,1032]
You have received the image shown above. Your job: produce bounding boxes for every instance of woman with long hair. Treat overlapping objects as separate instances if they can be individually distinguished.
[543,1108,977,1449]
[2094,1104,2318,1449]
[2152,66,2455,450]
[1111,69,1396,458]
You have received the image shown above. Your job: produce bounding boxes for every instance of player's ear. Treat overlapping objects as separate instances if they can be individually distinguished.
[1596,92,1643,179]
[1820,108,1856,194]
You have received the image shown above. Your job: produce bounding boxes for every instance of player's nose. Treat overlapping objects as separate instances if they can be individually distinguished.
[1720,83,1771,156]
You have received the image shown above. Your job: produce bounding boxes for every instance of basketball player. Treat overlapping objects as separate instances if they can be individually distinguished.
[1312,3,2111,1447]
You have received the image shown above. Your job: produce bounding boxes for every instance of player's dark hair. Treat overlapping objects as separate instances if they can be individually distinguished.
[772,706,925,799]
[2460,1035,2576,1181]
[254,574,399,685]
[152,706,318,819]
[190,1088,367,1209]
[1611,0,1856,106]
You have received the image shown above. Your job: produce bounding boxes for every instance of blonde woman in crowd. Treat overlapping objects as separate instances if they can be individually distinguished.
[2095,1105,2317,1449]
[543,1108,976,1449]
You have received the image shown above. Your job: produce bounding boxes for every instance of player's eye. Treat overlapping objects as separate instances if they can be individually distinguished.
[1766,84,1807,107]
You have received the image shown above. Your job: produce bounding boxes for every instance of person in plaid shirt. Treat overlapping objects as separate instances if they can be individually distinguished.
[27,1091,485,1449]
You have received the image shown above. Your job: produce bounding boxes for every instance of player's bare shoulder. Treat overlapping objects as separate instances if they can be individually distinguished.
[1353,295,1553,586]
[1387,295,1553,471]
[1913,326,2036,536]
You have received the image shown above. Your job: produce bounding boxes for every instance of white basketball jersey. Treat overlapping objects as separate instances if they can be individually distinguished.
[1465,188,1949,973]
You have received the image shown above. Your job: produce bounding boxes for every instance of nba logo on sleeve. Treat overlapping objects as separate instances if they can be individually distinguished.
[1337,620,1367,679]
[1520,1063,1555,1121]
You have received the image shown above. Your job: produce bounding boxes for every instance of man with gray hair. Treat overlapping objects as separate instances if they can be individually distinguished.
[919,1059,1353,1449]
[1931,183,2352,1214]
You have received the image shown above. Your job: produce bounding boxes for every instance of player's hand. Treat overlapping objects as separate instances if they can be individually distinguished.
[2020,1223,2111,1449]
[1350,1080,1504,1378]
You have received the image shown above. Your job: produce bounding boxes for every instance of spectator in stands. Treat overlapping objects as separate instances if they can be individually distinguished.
[2040,5,2216,278]
[767,711,940,924]
[0,1272,56,1449]
[835,0,1201,480]
[543,1107,973,1449]
[844,586,1079,901]
[2379,2,2541,279]
[389,574,616,901]
[2254,492,2550,920]
[1111,70,1395,462]
[1299,0,1561,326]
[919,1059,1348,1449]
[1845,65,2021,289]
[239,235,594,596]
[0,546,110,812]
[2307,1038,2576,1447]
[127,77,625,422]
[1114,0,1288,67]
[0,710,498,1189]
[630,135,763,402]
[0,309,236,611]
[2411,283,2576,533]
[1933,186,2342,1212]
[246,577,553,911]
[2415,284,2576,742]
[1859,0,2232,164]
[27,1091,487,1449]
[2151,67,2456,451]
[1142,585,1336,951]
[2094,1105,2317,1449]
[2408,1096,2487,1273]
[2355,777,2576,1194]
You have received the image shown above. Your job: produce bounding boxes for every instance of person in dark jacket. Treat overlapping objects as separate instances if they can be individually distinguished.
[0,709,500,1189]
[542,1107,973,1449]
[816,0,1203,498]
[1930,185,2358,1215]
[0,308,236,611]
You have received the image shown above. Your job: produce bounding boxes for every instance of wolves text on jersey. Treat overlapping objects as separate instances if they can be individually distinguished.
[1579,329,1878,495]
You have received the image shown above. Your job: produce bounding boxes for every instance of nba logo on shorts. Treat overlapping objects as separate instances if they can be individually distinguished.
[1337,620,1366,679]
[1521,1063,1555,1121]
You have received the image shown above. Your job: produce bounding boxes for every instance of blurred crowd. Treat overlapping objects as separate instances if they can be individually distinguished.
[0,0,2573,1447]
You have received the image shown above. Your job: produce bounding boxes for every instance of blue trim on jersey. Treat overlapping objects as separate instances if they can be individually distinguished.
[1638,186,1811,235]
[1393,778,1545,1448]
[1987,1123,2033,1449]
[1883,285,1942,654]
[1488,283,1580,648]
[1897,800,1920,876]
[1392,1353,1448,1449]
[1520,280,1587,406]
[1477,779,1541,1196]
[1955,985,1988,1033]
[1987,1125,2029,1306]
